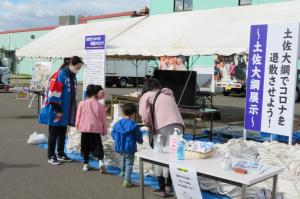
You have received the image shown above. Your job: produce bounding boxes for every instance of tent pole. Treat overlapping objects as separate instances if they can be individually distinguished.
[177,70,193,106]
[177,56,200,105]
[177,56,195,106]
[136,59,138,93]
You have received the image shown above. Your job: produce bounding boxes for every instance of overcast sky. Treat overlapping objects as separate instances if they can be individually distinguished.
[0,0,149,31]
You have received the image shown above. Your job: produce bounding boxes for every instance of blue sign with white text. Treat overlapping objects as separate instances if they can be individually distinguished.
[244,25,268,131]
[85,35,105,50]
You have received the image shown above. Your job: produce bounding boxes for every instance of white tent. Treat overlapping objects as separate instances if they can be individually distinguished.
[16,1,300,58]
[107,0,300,57]
[16,16,146,58]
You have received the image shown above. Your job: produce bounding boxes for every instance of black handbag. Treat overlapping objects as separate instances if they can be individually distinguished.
[149,90,161,148]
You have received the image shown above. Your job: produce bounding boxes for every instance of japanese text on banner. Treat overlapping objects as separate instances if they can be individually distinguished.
[261,24,299,136]
[244,25,267,131]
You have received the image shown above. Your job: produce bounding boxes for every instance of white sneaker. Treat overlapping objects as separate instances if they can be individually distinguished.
[99,160,106,173]
[82,164,89,172]
[99,160,104,167]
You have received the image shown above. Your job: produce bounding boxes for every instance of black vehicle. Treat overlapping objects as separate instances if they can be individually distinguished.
[0,59,10,89]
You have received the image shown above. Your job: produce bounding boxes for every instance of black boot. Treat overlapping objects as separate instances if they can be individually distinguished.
[154,176,167,198]
[165,175,173,194]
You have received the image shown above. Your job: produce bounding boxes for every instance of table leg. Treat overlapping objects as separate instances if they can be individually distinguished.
[37,93,41,115]
[210,112,213,141]
[271,175,278,199]
[193,118,196,140]
[241,184,247,199]
[111,97,115,121]
[139,157,145,199]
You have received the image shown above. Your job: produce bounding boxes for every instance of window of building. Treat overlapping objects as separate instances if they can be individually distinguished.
[239,0,252,6]
[174,0,193,12]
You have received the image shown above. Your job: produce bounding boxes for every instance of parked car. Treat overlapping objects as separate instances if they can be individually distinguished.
[296,70,300,102]
[0,59,10,89]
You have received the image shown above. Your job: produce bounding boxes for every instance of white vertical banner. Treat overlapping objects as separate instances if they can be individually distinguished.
[83,35,106,99]
[261,24,300,136]
[169,163,202,199]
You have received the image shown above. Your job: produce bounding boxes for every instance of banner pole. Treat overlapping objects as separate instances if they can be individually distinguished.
[288,135,292,146]
[243,129,247,140]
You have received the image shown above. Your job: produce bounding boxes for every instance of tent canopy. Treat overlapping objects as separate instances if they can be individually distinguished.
[107,0,300,57]
[16,16,146,58]
[16,1,300,59]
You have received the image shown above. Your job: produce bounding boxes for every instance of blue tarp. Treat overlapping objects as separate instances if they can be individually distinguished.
[202,125,300,144]
[37,142,229,199]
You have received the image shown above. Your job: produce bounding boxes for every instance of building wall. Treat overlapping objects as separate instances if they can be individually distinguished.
[252,0,288,4]
[193,0,238,10]
[0,30,52,76]
[150,0,174,15]
[150,0,288,15]
[0,30,50,50]
[190,55,215,69]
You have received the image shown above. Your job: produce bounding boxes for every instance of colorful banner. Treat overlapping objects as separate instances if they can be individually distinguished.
[30,62,52,92]
[245,24,299,137]
[159,56,187,71]
[214,55,248,87]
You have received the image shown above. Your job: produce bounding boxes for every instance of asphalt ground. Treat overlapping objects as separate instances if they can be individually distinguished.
[1,88,300,199]
[0,90,160,199]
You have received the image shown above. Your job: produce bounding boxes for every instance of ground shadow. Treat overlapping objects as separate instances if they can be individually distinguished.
[183,105,246,132]
[215,105,245,123]
[224,94,246,98]
[0,115,37,120]
[0,161,40,172]
[17,115,37,119]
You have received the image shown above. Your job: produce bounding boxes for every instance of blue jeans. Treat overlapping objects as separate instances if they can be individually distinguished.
[120,153,135,182]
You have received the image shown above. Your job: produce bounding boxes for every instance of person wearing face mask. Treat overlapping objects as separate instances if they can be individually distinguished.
[39,56,84,165]
[75,84,107,172]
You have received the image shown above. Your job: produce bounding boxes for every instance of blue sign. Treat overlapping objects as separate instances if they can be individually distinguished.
[244,25,268,131]
[85,35,105,50]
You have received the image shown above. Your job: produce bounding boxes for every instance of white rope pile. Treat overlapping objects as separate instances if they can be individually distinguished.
[199,139,300,199]
[133,134,155,176]
[66,125,155,175]
[67,126,300,198]
[67,127,81,153]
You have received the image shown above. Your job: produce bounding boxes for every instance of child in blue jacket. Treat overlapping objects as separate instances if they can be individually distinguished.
[112,103,143,188]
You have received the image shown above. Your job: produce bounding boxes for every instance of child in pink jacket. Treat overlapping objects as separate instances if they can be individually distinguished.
[75,84,107,173]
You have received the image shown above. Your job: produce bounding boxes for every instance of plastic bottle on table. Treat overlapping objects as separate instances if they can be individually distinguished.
[154,134,164,153]
[177,138,185,160]
[221,153,232,171]
[169,128,182,150]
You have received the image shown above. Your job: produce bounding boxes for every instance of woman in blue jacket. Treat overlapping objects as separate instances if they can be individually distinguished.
[39,56,83,165]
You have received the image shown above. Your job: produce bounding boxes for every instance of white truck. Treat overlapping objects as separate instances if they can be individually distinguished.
[105,60,155,87]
